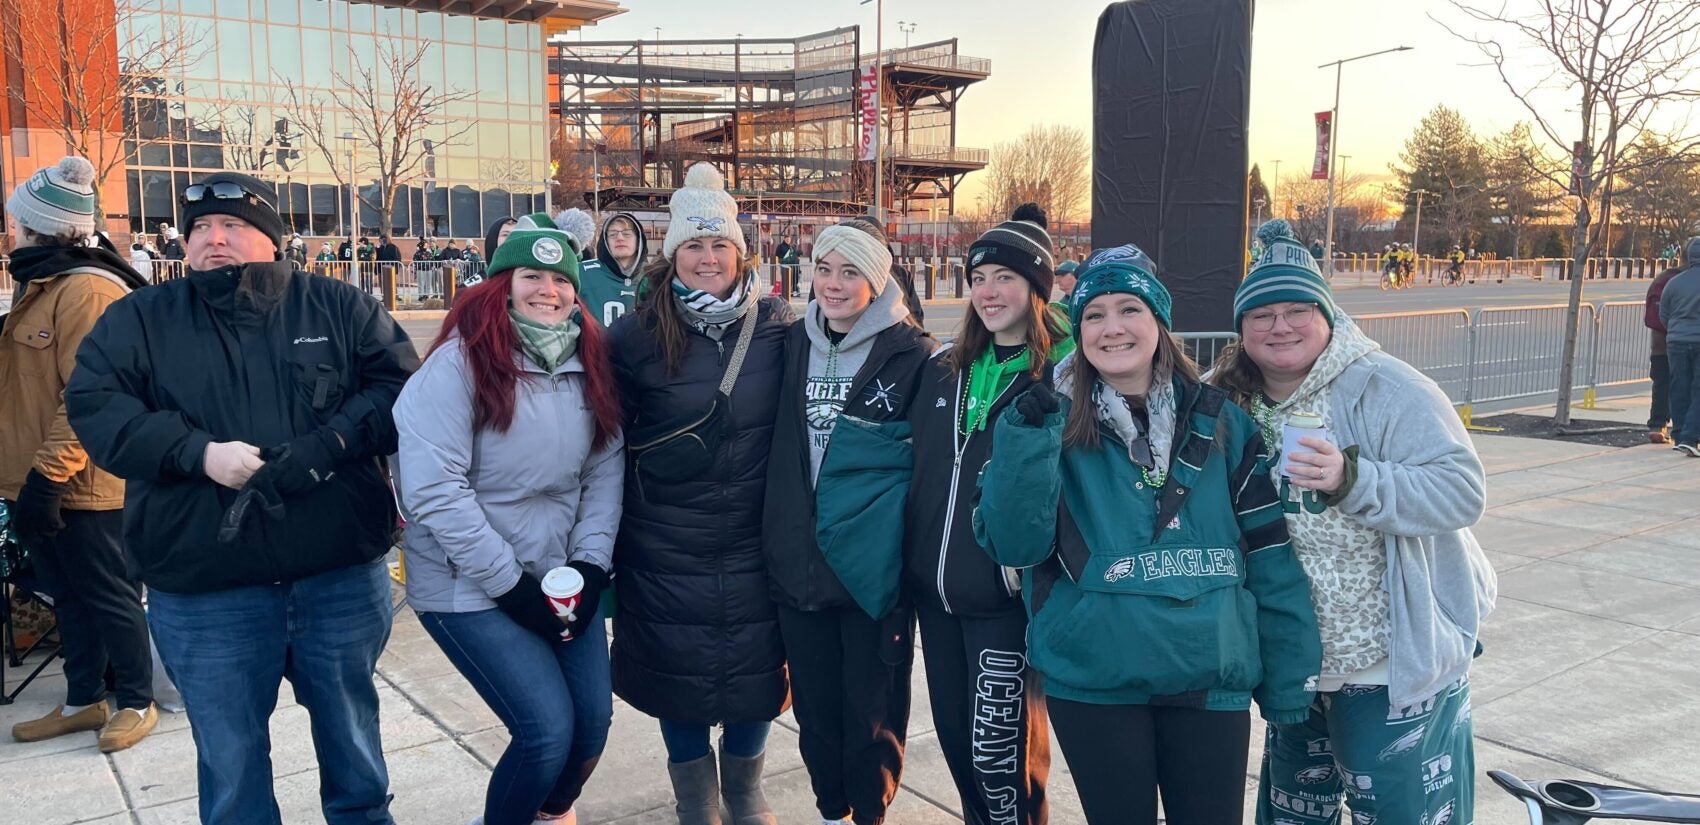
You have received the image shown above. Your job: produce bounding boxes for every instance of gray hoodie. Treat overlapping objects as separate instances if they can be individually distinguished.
[1659,248,1700,346]
[395,337,625,613]
[803,284,912,481]
[1320,319,1497,708]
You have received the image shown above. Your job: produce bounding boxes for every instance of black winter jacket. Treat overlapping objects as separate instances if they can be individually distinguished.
[905,347,1053,616]
[608,296,796,724]
[65,261,420,594]
[763,320,936,612]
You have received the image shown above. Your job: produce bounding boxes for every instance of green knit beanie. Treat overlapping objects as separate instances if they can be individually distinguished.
[1234,219,1338,331]
[486,212,581,287]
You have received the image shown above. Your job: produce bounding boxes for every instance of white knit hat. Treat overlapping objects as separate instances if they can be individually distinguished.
[6,156,97,238]
[662,163,746,260]
[812,224,893,296]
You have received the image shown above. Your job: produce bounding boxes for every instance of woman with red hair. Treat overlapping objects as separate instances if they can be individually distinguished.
[394,215,623,825]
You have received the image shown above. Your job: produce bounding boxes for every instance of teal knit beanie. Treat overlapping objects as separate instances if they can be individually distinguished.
[1234,219,1338,330]
[1069,243,1172,329]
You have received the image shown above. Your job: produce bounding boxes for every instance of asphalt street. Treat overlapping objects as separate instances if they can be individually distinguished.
[398,276,1654,345]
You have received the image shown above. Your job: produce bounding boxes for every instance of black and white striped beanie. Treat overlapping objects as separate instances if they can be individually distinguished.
[967,202,1055,296]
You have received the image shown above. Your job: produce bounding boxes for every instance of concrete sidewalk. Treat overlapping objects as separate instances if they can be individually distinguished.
[4,406,1698,824]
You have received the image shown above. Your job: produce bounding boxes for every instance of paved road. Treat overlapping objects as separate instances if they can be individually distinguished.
[398,277,1655,352]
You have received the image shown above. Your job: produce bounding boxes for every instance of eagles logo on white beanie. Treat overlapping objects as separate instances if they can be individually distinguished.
[662,163,746,260]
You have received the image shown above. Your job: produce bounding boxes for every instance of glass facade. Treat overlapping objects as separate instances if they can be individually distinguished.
[121,0,548,240]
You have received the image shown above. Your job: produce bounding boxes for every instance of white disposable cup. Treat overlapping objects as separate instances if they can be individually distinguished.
[540,566,585,638]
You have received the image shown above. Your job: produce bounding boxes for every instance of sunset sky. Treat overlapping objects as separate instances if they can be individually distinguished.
[580,0,1570,205]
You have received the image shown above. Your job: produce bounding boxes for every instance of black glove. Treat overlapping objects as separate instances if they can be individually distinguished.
[564,560,610,640]
[493,572,568,644]
[12,469,69,542]
[1013,383,1061,427]
[258,428,345,499]
[217,470,287,545]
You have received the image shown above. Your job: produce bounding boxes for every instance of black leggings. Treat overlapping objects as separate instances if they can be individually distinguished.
[1047,698,1249,825]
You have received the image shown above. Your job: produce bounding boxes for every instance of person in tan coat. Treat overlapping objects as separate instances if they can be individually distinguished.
[3,156,157,752]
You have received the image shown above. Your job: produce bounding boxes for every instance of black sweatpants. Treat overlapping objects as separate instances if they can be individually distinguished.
[914,598,1049,825]
[1047,698,1249,825]
[777,604,914,825]
[1652,354,1672,430]
[28,508,153,710]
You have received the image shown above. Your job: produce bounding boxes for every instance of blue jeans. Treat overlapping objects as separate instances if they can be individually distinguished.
[148,560,393,825]
[1669,342,1700,444]
[419,606,613,825]
[659,718,772,763]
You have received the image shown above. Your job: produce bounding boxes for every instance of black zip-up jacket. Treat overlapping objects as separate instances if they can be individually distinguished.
[608,297,797,724]
[905,347,1053,616]
[65,260,420,594]
[763,320,936,612]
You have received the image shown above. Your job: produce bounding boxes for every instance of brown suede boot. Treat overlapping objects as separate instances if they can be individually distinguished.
[97,704,159,753]
[11,700,109,742]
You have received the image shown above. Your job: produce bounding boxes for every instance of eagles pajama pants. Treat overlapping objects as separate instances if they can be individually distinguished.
[1258,679,1474,825]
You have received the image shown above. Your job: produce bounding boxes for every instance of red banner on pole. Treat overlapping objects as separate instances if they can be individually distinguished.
[1312,111,1333,180]
[859,65,880,162]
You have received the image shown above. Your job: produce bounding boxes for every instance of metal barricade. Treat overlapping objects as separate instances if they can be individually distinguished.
[1177,332,1239,370]
[1584,301,1652,401]
[1354,310,1473,401]
[1461,304,1593,407]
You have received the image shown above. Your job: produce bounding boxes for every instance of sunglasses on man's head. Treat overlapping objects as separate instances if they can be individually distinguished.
[179,182,267,208]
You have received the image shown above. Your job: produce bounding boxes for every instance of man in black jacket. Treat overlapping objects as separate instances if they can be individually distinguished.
[66,171,419,825]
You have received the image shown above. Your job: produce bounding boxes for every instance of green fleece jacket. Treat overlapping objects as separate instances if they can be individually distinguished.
[974,377,1322,723]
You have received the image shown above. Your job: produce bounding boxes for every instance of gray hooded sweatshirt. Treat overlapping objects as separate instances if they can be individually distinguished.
[803,284,912,481]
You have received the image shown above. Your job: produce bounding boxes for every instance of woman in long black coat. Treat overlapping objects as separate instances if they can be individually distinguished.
[608,162,794,825]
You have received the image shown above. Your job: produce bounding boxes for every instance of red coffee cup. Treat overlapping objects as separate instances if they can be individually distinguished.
[541,566,585,640]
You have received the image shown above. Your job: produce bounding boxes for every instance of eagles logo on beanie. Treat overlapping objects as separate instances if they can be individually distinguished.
[6,156,98,239]
[1069,243,1173,329]
[487,212,581,287]
[662,163,746,260]
[968,202,1056,297]
[1234,219,1338,330]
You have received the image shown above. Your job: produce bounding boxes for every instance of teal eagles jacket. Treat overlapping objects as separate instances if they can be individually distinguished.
[974,377,1322,723]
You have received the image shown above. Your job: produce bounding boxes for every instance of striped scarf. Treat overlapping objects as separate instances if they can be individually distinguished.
[670,276,756,340]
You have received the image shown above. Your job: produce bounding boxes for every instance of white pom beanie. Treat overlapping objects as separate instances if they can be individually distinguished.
[662,163,746,260]
[7,156,98,238]
[553,208,597,254]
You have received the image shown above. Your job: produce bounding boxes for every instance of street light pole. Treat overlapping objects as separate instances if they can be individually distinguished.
[1411,188,1431,273]
[1270,159,1282,218]
[1320,45,1412,274]
[338,131,359,285]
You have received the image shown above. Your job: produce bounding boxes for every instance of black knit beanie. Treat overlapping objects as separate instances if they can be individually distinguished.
[181,172,286,254]
[967,202,1056,296]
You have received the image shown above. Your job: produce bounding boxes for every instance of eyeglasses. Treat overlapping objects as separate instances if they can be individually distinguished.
[606,229,637,240]
[179,181,266,208]
[1244,304,1318,333]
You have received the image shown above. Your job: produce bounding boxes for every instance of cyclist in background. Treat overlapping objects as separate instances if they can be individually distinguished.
[1446,245,1467,285]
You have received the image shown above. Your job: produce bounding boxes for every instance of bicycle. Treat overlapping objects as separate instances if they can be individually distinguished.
[1380,266,1407,291]
[1492,769,1700,823]
[1444,263,1466,287]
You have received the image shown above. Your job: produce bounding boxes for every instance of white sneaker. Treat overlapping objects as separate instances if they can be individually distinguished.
[821,819,853,825]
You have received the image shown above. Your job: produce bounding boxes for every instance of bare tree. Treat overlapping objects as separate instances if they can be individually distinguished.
[981,124,1090,223]
[1437,0,1700,425]
[281,40,474,238]
[2,1,206,221]
[1484,123,1566,257]
[1615,132,1700,255]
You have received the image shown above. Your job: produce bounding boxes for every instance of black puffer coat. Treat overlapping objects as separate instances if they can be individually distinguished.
[608,296,795,724]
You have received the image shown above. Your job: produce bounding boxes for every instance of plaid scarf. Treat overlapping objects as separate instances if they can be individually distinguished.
[509,308,581,372]
[670,276,756,340]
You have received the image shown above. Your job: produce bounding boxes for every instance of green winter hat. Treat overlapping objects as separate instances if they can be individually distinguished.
[1069,243,1172,329]
[1234,219,1337,330]
[486,213,580,287]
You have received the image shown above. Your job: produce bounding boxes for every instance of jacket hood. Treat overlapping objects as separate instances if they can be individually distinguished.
[594,213,648,280]
[1685,236,1700,266]
[8,243,149,291]
[1278,312,1381,411]
[188,259,294,319]
[805,280,910,355]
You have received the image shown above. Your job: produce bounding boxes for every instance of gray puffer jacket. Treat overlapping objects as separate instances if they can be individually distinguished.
[396,337,624,613]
